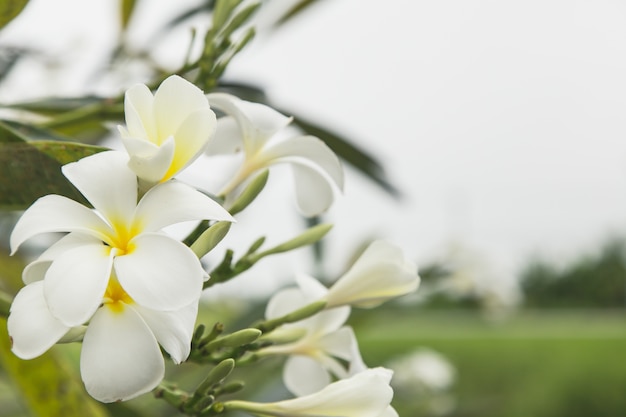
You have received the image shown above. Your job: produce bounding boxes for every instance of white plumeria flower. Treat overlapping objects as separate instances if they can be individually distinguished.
[118,75,217,184]
[206,92,344,216]
[225,367,394,417]
[325,240,420,309]
[10,151,234,329]
[259,274,366,396]
[8,272,198,402]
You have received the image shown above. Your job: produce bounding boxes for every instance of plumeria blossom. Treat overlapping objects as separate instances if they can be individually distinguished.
[206,92,343,216]
[324,240,421,309]
[8,271,198,402]
[259,274,366,396]
[10,150,234,330]
[118,75,217,184]
[225,367,394,417]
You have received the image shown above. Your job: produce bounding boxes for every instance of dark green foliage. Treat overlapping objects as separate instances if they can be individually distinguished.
[521,240,626,308]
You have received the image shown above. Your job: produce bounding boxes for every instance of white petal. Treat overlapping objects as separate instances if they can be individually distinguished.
[265,287,308,320]
[62,151,137,225]
[326,241,420,308]
[134,180,233,233]
[165,107,216,179]
[133,301,198,364]
[22,233,101,284]
[261,367,394,417]
[291,163,336,216]
[305,306,350,335]
[154,75,209,140]
[124,83,157,140]
[8,282,70,359]
[318,326,360,362]
[44,243,113,326]
[207,116,244,155]
[121,135,174,184]
[114,233,203,311]
[208,93,291,155]
[10,195,112,254]
[295,273,329,299]
[283,355,331,397]
[264,135,344,190]
[380,407,399,417]
[80,305,164,402]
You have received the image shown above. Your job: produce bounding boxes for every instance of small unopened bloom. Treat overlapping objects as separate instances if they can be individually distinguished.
[206,93,343,216]
[10,151,233,328]
[259,275,365,396]
[225,367,394,417]
[119,75,216,184]
[325,240,420,309]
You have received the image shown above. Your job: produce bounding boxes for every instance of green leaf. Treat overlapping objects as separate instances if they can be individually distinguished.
[4,96,105,116]
[0,0,29,30]
[0,318,109,417]
[0,122,108,210]
[120,0,137,30]
[273,0,321,27]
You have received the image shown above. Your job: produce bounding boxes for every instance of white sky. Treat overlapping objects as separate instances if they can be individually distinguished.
[2,0,626,296]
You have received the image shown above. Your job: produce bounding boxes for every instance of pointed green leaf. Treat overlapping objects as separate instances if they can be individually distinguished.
[0,0,29,30]
[273,0,320,27]
[120,0,137,30]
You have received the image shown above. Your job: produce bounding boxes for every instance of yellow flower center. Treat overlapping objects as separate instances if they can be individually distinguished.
[102,218,140,256]
[103,276,134,313]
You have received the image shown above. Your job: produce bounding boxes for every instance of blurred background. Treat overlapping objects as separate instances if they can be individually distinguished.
[0,0,625,416]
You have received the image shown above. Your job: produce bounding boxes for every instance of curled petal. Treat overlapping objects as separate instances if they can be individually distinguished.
[121,135,175,184]
[264,135,344,190]
[284,355,331,397]
[61,151,137,224]
[247,367,394,417]
[114,233,203,311]
[10,195,112,254]
[132,301,198,364]
[8,281,70,359]
[208,93,291,155]
[208,116,244,155]
[326,241,420,309]
[123,83,157,140]
[81,304,164,402]
[291,163,336,216]
[44,243,113,326]
[164,107,216,180]
[134,180,234,233]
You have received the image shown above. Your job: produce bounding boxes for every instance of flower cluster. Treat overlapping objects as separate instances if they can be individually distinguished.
[8,75,420,414]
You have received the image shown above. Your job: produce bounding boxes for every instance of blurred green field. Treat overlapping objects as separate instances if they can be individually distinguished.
[352,308,626,417]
